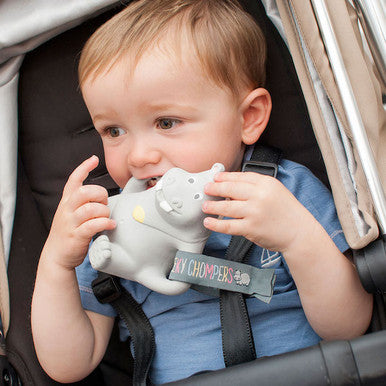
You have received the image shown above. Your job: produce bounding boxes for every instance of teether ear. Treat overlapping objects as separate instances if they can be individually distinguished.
[211,163,225,173]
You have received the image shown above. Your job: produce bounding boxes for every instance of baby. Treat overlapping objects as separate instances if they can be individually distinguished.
[31,0,372,384]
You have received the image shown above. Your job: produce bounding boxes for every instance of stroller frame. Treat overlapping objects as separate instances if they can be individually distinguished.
[312,0,386,234]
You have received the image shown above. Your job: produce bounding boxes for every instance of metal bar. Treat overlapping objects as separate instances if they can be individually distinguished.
[352,0,386,88]
[310,0,386,235]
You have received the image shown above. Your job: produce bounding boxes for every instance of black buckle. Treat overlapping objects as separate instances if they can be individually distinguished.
[242,160,278,178]
[92,275,122,304]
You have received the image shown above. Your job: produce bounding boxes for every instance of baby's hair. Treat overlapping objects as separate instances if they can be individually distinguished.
[78,0,266,97]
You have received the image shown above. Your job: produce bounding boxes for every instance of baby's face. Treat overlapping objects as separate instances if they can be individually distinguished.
[82,46,247,189]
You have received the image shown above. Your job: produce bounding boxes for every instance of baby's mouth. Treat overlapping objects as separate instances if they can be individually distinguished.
[146,176,161,189]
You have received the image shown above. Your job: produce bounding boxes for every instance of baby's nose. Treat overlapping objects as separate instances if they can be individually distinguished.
[127,141,162,168]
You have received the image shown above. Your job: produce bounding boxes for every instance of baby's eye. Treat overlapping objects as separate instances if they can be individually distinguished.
[106,127,125,137]
[157,118,180,130]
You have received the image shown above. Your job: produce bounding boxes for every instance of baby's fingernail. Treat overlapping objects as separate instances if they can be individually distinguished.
[203,217,211,227]
[214,172,224,180]
[205,182,213,190]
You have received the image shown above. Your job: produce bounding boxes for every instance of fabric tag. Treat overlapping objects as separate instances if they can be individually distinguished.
[169,251,276,303]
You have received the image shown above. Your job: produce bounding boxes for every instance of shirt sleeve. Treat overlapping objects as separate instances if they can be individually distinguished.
[278,159,349,254]
[76,252,117,317]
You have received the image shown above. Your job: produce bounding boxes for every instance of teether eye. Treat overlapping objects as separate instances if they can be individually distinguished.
[194,193,203,200]
[188,178,195,184]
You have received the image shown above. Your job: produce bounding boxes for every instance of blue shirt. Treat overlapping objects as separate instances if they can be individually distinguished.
[76,159,349,384]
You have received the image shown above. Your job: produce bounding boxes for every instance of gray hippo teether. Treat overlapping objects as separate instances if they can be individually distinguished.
[89,163,225,295]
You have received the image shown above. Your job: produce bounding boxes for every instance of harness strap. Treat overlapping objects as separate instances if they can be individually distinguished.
[220,144,282,367]
[92,273,155,386]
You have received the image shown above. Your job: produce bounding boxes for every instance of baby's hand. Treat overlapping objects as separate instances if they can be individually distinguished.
[43,156,116,270]
[203,171,316,253]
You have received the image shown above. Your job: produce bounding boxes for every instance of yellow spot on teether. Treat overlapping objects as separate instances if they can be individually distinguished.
[132,205,145,223]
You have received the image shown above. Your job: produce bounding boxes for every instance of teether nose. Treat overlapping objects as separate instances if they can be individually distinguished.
[172,198,183,208]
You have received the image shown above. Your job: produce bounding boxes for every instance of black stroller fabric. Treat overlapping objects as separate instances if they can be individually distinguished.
[6,1,385,385]
[12,6,131,385]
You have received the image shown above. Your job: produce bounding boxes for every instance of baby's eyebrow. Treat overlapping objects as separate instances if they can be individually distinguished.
[92,112,117,124]
[141,102,199,114]
[92,114,105,123]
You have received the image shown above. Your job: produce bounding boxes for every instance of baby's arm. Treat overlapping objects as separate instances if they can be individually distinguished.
[203,171,373,340]
[31,156,116,382]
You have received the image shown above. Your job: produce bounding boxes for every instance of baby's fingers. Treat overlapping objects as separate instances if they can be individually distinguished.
[72,184,109,208]
[202,199,246,219]
[203,217,244,236]
[77,217,116,240]
[74,202,111,225]
[214,171,268,184]
[63,155,99,197]
[205,180,250,200]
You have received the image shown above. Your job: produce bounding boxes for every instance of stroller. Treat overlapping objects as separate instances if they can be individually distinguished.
[0,0,385,384]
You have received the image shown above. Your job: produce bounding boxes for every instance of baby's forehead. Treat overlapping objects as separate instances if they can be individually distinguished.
[137,36,202,73]
[82,24,245,100]
[127,29,203,73]
[99,39,219,90]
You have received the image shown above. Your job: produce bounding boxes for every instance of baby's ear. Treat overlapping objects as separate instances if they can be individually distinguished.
[240,88,272,145]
